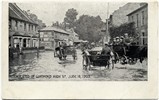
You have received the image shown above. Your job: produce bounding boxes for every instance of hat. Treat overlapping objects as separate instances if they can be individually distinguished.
[120,36,124,39]
[104,42,108,45]
[124,33,128,35]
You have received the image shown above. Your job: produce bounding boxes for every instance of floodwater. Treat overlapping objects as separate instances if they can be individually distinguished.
[9,50,147,81]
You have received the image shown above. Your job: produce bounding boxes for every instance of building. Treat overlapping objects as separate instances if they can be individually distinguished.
[110,3,141,26]
[9,3,39,48]
[39,26,70,50]
[127,4,148,45]
[67,28,79,42]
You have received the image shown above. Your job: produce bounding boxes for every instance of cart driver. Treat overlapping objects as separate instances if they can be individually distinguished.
[101,42,111,56]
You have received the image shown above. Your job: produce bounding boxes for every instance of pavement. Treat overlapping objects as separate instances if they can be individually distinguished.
[9,49,147,81]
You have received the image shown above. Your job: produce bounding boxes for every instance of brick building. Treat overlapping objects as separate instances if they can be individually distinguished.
[39,26,70,50]
[127,4,148,45]
[9,3,39,48]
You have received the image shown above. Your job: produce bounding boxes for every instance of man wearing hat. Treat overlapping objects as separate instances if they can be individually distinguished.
[124,33,131,46]
[116,37,120,45]
[101,42,111,56]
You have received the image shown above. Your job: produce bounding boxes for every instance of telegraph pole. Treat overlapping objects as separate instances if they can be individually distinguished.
[106,2,110,43]
[104,2,110,44]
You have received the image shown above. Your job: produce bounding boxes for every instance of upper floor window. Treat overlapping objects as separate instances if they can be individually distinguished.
[15,20,18,28]
[136,14,139,27]
[24,23,26,31]
[131,16,134,22]
[142,11,145,25]
[32,25,33,31]
[29,24,30,31]
[9,19,11,29]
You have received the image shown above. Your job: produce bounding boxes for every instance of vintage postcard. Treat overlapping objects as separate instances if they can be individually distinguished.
[2,0,158,99]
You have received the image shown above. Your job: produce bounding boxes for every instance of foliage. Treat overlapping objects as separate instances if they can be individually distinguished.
[64,8,78,29]
[74,15,104,43]
[109,22,136,39]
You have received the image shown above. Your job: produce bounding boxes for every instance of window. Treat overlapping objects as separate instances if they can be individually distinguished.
[15,20,18,28]
[141,32,147,45]
[32,25,33,31]
[142,11,145,25]
[9,19,11,29]
[136,14,139,27]
[29,24,30,31]
[131,16,134,22]
[24,23,26,31]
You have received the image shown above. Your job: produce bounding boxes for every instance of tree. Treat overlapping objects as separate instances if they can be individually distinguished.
[64,8,78,28]
[109,22,136,39]
[74,15,104,42]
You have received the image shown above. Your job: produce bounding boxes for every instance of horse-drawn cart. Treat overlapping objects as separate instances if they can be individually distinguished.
[82,47,114,70]
[54,45,77,60]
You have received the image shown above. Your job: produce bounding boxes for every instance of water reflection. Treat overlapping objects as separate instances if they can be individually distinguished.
[9,51,147,81]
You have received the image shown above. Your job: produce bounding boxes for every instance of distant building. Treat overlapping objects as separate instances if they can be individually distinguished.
[9,3,39,48]
[127,4,148,45]
[110,3,141,26]
[67,28,79,42]
[39,26,70,50]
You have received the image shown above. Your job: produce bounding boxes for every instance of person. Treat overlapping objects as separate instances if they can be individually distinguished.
[120,36,125,46]
[101,42,111,56]
[113,38,117,45]
[115,37,120,45]
[124,33,131,46]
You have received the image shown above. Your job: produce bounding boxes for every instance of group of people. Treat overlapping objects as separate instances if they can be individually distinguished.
[101,33,134,57]
[112,33,136,46]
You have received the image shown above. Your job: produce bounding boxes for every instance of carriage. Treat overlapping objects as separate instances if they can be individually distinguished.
[54,45,77,60]
[112,44,147,64]
[82,47,114,70]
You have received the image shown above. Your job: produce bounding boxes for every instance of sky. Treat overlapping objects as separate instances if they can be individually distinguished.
[16,2,127,26]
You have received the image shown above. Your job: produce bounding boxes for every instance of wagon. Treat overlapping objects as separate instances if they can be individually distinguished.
[82,47,114,70]
[54,45,77,60]
[112,44,147,64]
[112,44,127,64]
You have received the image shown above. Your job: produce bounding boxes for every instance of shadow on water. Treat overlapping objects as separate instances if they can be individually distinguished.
[9,53,38,80]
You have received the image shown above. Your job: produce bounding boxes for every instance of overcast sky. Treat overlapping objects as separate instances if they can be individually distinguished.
[16,2,127,26]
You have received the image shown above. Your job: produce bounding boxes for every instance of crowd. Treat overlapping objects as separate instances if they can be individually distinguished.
[111,33,136,46]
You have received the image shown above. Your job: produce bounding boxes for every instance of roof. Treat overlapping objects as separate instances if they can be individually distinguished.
[9,3,38,25]
[23,33,31,37]
[39,26,69,35]
[127,4,148,16]
[13,32,23,36]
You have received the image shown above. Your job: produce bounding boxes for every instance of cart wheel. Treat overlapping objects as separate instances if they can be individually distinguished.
[111,60,114,69]
[59,56,62,60]
[120,55,128,64]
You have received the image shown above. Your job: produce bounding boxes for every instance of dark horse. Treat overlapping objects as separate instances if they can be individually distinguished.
[112,44,147,64]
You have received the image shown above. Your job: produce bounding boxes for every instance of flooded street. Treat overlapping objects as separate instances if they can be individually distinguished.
[9,50,147,81]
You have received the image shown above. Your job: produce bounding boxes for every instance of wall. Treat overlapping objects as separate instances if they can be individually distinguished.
[111,3,141,26]
[128,5,148,45]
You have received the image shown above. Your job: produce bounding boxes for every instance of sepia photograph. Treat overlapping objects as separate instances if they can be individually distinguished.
[8,1,148,81]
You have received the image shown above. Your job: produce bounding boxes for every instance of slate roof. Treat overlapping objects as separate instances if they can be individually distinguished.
[40,26,69,35]
[127,4,148,16]
[9,3,38,25]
